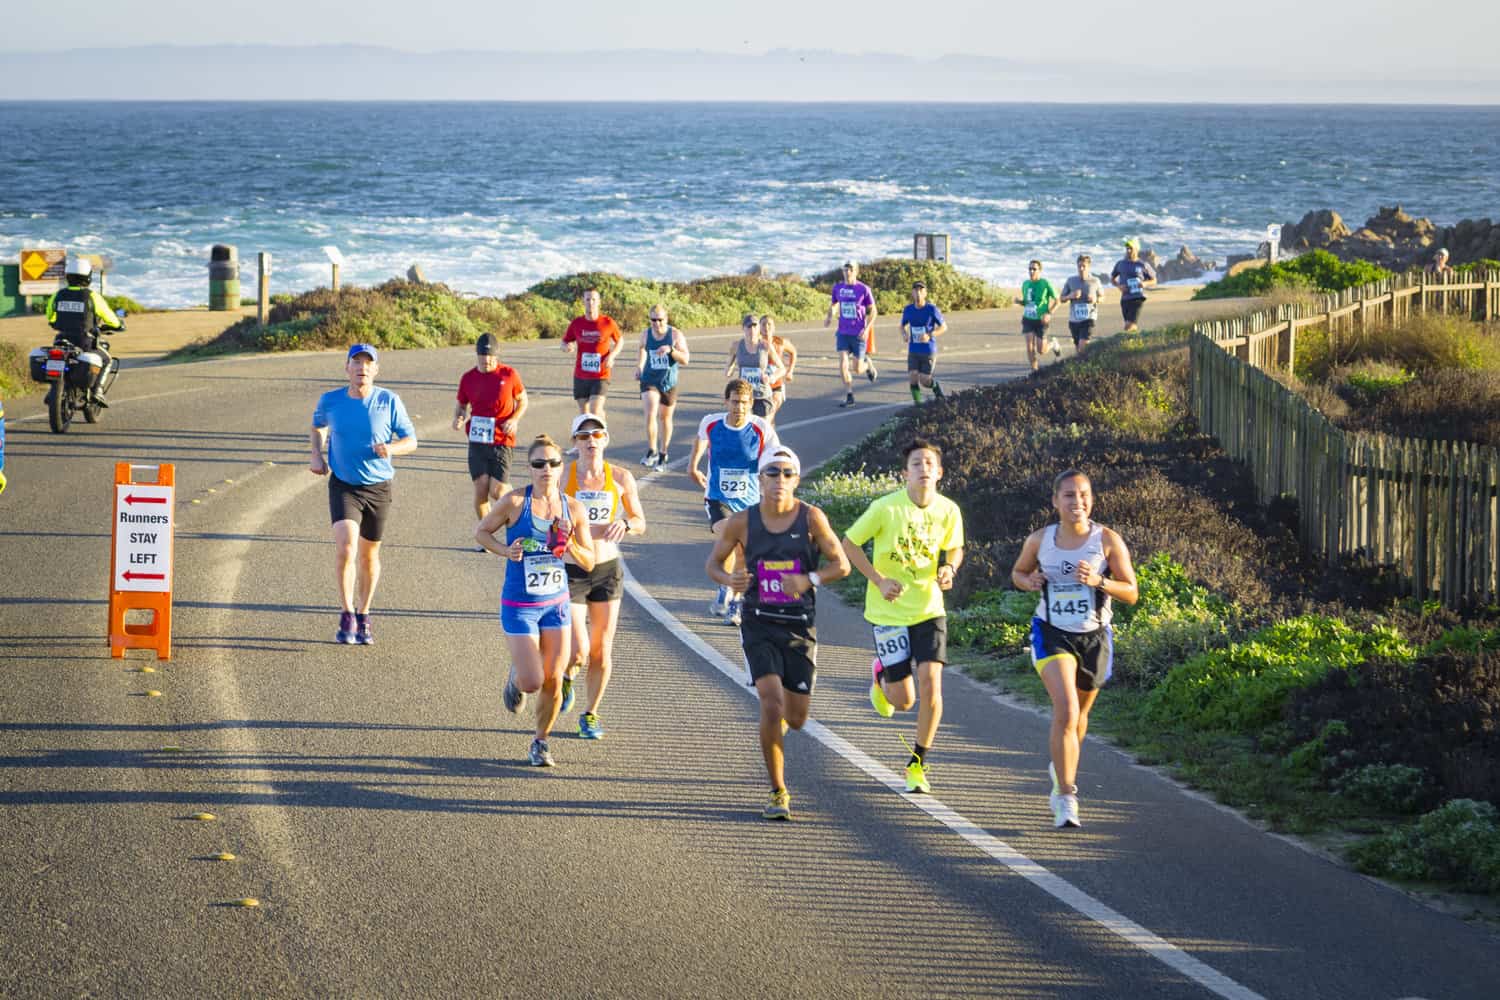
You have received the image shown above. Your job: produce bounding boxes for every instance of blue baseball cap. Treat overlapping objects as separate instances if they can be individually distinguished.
[347,343,378,363]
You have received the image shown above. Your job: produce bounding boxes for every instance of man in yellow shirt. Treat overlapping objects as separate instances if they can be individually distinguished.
[842,439,964,793]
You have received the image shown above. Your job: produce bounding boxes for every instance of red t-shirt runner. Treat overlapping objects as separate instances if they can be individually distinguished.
[457,365,525,446]
[562,316,623,380]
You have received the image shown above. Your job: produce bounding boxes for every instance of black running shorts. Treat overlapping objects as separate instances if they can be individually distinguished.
[328,475,393,542]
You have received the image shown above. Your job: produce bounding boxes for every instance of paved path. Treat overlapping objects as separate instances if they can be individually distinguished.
[2,296,1495,999]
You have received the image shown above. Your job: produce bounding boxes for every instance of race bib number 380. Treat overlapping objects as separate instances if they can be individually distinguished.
[873,625,911,668]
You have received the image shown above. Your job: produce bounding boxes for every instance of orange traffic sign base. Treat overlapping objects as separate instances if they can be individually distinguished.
[109,462,174,661]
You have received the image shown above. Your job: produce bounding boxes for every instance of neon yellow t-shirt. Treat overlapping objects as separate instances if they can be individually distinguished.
[845,489,964,626]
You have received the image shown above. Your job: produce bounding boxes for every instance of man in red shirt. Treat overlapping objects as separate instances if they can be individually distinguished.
[453,333,528,530]
[561,288,624,420]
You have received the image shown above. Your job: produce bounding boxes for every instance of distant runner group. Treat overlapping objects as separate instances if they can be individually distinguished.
[307,246,1148,826]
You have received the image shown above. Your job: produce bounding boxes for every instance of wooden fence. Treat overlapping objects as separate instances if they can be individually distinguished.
[1190,269,1500,608]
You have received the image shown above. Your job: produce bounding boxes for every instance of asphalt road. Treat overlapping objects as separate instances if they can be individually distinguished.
[2,299,1496,999]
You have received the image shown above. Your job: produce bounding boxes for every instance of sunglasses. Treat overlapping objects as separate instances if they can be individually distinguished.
[530,458,563,469]
[761,467,798,478]
[650,317,667,323]
[573,430,606,441]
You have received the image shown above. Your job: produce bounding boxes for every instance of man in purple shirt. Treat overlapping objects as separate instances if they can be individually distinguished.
[823,260,878,408]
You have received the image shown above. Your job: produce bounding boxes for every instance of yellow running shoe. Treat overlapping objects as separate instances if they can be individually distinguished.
[762,788,792,820]
[869,657,894,718]
[905,759,931,794]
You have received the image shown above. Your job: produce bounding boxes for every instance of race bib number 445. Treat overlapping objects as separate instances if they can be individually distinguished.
[1047,583,1094,630]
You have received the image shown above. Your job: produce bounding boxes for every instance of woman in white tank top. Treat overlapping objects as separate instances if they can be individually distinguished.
[1010,469,1139,830]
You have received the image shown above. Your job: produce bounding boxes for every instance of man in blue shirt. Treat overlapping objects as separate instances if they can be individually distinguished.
[901,281,948,404]
[310,344,418,645]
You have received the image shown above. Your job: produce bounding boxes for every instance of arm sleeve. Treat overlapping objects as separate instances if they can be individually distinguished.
[1143,262,1158,281]
[696,414,716,441]
[93,291,123,328]
[45,293,57,324]
[312,392,330,430]
[860,286,875,309]
[942,502,966,549]
[390,393,416,439]
[562,320,578,345]
[456,373,470,406]
[844,498,882,546]
[930,305,946,325]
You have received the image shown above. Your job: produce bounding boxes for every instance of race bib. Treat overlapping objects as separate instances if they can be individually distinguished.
[873,625,911,668]
[756,558,803,605]
[1023,303,1039,320]
[1070,301,1096,323]
[717,468,752,499]
[840,301,858,319]
[648,351,671,370]
[575,489,614,525]
[1047,583,1094,631]
[522,553,567,597]
[909,325,928,340]
[1126,277,1143,296]
[55,300,86,313]
[581,352,602,374]
[468,415,496,444]
[739,366,763,386]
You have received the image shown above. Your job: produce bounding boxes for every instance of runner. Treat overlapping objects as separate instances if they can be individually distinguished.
[1110,239,1157,333]
[841,439,964,794]
[634,303,689,468]
[724,313,783,420]
[1009,469,1138,828]
[900,280,947,403]
[824,260,877,408]
[705,445,850,820]
[476,434,596,767]
[1058,255,1106,356]
[561,288,625,420]
[560,414,646,740]
[763,314,798,422]
[688,379,779,625]
[309,344,418,645]
[1020,260,1060,373]
[452,333,527,536]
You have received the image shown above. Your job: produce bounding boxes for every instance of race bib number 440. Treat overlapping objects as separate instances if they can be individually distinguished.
[580,352,602,374]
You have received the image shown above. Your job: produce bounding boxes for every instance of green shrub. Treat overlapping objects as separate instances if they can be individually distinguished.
[1337,362,1416,404]
[1453,259,1500,275]
[105,293,148,315]
[801,468,903,534]
[1194,251,1392,300]
[1347,799,1500,892]
[810,259,1011,315]
[1335,764,1430,814]
[1144,615,1413,732]
[0,341,31,398]
[948,589,1035,653]
[1109,553,1235,687]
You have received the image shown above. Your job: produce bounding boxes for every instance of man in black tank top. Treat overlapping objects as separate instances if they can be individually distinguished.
[706,446,849,821]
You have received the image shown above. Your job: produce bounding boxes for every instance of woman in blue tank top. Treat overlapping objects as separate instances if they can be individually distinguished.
[476,433,596,767]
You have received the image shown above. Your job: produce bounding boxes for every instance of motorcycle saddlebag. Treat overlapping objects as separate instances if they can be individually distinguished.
[28,348,50,383]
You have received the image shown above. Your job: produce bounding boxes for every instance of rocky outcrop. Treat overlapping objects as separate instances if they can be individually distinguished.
[1279,207,1500,270]
[1155,245,1217,282]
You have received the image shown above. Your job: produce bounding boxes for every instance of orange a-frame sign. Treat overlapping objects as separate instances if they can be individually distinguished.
[108,462,174,660]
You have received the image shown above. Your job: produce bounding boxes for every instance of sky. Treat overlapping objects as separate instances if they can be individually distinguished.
[9,0,1497,81]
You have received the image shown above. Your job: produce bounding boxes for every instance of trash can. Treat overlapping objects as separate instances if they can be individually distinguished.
[208,244,240,312]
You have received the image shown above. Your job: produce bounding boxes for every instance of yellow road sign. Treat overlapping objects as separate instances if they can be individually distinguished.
[19,247,65,294]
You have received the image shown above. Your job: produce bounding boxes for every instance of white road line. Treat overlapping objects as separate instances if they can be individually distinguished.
[623,410,1265,1000]
[10,385,216,423]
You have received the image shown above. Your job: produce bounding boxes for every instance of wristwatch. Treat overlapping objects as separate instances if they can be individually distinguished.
[808,572,822,588]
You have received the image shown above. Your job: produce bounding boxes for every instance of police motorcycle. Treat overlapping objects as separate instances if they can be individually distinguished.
[28,257,125,434]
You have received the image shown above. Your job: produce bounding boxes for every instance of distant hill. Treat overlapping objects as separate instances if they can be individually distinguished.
[1,45,1495,102]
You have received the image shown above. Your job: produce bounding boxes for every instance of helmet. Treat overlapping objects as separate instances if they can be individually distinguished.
[64,256,93,278]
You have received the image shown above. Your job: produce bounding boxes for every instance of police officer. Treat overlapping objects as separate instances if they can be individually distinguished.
[45,257,123,406]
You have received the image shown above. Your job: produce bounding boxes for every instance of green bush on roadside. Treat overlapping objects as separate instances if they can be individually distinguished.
[1346,799,1500,892]
[800,467,902,534]
[1194,251,1393,300]
[810,258,1011,315]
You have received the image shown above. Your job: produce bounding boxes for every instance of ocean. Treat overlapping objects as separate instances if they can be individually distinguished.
[3,102,1498,308]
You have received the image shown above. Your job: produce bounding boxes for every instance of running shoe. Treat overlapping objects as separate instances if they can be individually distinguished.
[559,673,576,714]
[708,585,730,618]
[658,449,670,465]
[354,614,373,645]
[336,611,357,644]
[932,380,945,400]
[1056,793,1081,828]
[839,393,856,409]
[503,674,527,714]
[578,712,604,739]
[1050,336,1062,358]
[762,788,792,821]
[905,758,931,794]
[869,656,894,718]
[866,360,878,382]
[641,450,658,468]
[528,738,555,767]
[725,598,743,626]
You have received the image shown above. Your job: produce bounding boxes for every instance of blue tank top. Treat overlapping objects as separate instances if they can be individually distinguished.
[501,487,570,606]
[701,413,774,511]
[640,326,679,392]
